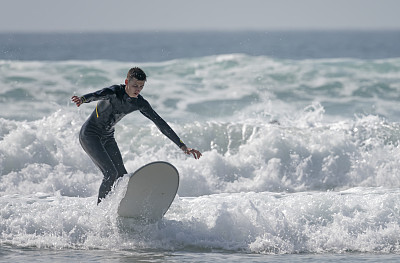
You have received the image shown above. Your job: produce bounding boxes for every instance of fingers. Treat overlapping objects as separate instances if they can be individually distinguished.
[187,148,202,159]
[71,96,82,107]
[193,150,202,159]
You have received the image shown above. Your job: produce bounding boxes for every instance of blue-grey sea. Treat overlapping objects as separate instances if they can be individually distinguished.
[1,31,400,262]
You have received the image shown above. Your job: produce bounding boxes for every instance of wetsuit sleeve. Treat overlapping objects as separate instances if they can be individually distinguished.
[80,87,116,103]
[140,100,185,148]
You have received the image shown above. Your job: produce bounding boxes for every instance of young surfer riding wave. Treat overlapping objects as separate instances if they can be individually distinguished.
[71,67,202,204]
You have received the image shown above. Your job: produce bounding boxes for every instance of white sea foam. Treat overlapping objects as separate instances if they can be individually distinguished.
[1,188,400,253]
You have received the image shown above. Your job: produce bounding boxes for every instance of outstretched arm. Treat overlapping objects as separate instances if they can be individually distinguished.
[139,98,202,159]
[71,86,117,107]
[181,145,202,159]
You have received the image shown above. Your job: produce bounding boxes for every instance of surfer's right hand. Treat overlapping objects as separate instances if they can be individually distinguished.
[71,96,83,107]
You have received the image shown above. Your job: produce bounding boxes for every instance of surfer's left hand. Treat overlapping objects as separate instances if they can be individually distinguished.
[181,145,202,159]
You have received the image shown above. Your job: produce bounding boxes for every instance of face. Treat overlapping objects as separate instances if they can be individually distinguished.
[125,78,145,98]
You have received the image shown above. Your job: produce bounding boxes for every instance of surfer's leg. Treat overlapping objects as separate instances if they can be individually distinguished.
[79,132,119,204]
[103,137,127,179]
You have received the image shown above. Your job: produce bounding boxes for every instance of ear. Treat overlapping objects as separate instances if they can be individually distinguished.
[125,78,129,85]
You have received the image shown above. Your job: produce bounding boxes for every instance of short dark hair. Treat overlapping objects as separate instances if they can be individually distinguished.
[127,67,147,82]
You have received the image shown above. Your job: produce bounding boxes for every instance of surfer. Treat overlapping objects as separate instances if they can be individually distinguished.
[71,67,202,204]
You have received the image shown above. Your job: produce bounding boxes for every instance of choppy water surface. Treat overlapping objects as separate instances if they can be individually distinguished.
[1,31,400,262]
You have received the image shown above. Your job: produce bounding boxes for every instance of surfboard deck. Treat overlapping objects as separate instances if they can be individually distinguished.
[117,161,179,223]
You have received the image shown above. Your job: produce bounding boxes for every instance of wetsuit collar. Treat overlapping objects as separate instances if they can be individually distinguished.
[122,84,139,102]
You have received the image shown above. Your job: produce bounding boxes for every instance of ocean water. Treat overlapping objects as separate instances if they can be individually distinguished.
[1,31,400,262]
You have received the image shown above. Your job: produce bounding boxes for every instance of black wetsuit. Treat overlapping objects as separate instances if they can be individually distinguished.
[79,84,185,204]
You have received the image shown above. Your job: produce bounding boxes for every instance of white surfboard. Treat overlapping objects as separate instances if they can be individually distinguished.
[117,161,179,222]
